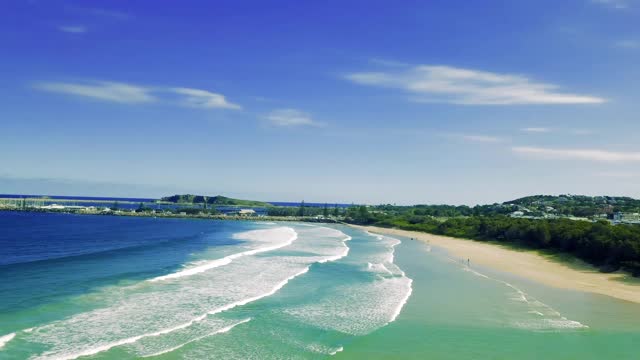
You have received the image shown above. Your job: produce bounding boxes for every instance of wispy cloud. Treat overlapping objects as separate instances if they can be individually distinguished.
[592,0,629,9]
[171,88,241,110]
[34,81,154,103]
[86,8,131,20]
[265,109,323,127]
[368,58,409,68]
[345,65,606,105]
[441,133,505,144]
[521,127,551,133]
[461,134,504,143]
[595,171,639,178]
[33,80,240,110]
[571,129,594,135]
[513,146,640,162]
[614,40,640,49]
[66,6,132,21]
[58,25,87,34]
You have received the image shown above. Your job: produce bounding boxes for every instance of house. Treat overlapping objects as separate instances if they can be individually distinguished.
[238,209,256,216]
[613,212,640,223]
[510,211,525,218]
[40,204,65,210]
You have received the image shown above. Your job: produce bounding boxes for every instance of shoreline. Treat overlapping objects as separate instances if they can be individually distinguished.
[350,225,640,305]
[0,208,338,223]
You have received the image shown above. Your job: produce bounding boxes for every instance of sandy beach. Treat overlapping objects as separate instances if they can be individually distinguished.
[351,225,640,305]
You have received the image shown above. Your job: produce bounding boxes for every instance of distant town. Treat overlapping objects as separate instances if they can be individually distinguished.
[1,193,640,225]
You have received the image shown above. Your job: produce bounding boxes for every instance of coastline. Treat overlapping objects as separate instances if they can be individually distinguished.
[0,208,337,223]
[350,225,640,305]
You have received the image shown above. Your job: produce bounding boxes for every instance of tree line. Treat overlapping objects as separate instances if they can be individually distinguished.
[344,206,640,276]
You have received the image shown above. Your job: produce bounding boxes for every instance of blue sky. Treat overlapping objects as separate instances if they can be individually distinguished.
[1,0,639,204]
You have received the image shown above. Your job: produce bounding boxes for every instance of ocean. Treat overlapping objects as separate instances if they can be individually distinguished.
[1,211,639,359]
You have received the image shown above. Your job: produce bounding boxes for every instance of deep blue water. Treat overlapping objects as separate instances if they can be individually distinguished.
[0,194,155,202]
[0,212,248,315]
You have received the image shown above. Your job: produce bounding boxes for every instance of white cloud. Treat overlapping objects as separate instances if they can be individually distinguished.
[368,58,409,67]
[345,64,606,105]
[439,133,505,144]
[571,129,594,135]
[460,134,504,143]
[34,80,240,110]
[58,25,87,34]
[595,171,639,178]
[265,109,323,127]
[171,88,241,110]
[614,40,640,49]
[521,127,551,133]
[513,146,640,162]
[34,81,154,103]
[592,0,629,9]
[87,8,131,20]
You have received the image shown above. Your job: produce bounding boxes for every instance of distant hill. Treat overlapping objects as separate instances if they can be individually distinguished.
[158,194,272,207]
[504,194,640,217]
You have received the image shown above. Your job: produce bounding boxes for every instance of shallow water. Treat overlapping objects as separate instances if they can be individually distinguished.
[1,212,638,359]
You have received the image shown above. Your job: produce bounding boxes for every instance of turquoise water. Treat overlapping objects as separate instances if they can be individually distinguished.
[1,213,639,359]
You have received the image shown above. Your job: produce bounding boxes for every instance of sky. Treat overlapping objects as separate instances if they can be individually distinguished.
[1,0,639,205]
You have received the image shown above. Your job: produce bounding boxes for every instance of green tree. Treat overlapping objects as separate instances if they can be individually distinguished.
[323,203,329,218]
[333,204,339,217]
[298,201,305,217]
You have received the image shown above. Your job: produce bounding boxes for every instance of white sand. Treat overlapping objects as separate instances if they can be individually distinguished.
[352,225,640,304]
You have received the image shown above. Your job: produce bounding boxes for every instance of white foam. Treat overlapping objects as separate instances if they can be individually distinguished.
[513,318,589,331]
[33,266,311,360]
[284,232,413,336]
[0,333,16,350]
[318,235,351,263]
[453,257,588,331]
[207,266,311,317]
[23,225,355,359]
[367,262,393,275]
[149,227,297,282]
[140,318,251,358]
[329,346,344,355]
[388,278,413,323]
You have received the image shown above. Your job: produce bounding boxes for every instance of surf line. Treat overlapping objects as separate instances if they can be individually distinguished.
[0,333,16,350]
[140,318,252,358]
[365,232,415,325]
[149,227,298,282]
[37,234,357,360]
[34,266,311,360]
[443,254,588,329]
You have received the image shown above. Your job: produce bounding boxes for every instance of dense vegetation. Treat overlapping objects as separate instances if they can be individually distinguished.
[267,202,340,218]
[158,194,271,207]
[343,205,640,276]
[506,194,640,217]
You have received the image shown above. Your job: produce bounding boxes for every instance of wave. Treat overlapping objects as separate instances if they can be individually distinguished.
[0,333,16,350]
[283,232,413,336]
[318,235,351,263]
[33,266,311,360]
[28,226,352,360]
[149,227,297,282]
[140,318,252,358]
[389,278,413,323]
[451,258,589,331]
